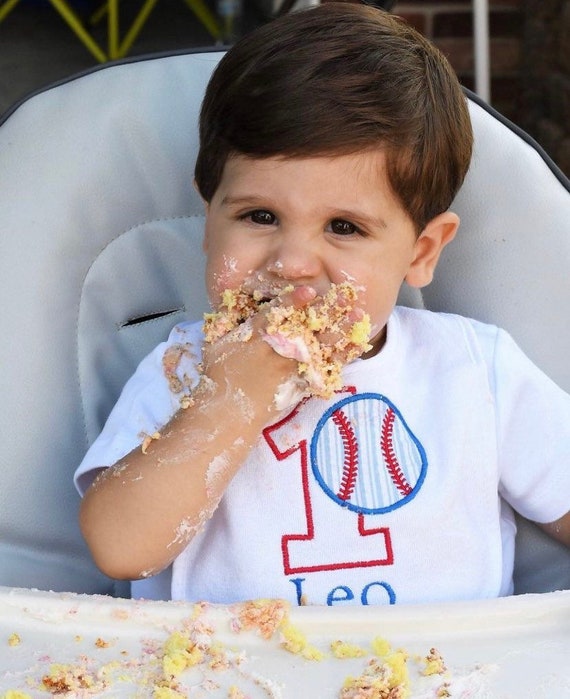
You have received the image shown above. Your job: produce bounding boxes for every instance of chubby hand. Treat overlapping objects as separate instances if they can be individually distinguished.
[261,283,371,366]
[202,282,372,411]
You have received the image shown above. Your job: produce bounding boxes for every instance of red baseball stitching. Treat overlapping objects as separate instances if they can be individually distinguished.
[381,407,412,496]
[333,409,359,501]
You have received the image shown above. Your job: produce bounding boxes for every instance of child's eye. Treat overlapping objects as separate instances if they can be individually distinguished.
[330,219,361,236]
[244,209,276,225]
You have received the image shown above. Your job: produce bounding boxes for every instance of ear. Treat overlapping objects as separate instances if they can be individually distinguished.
[405,211,459,288]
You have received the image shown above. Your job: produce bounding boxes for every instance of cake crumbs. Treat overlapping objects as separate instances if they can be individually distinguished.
[162,343,197,394]
[95,638,113,649]
[370,637,392,658]
[340,657,408,699]
[141,431,161,454]
[232,599,289,640]
[161,630,203,678]
[280,621,324,661]
[422,647,447,676]
[331,640,368,659]
[203,282,372,400]
[0,595,479,699]
[41,662,104,694]
[7,633,21,647]
[228,686,248,699]
[153,686,186,699]
[179,394,194,410]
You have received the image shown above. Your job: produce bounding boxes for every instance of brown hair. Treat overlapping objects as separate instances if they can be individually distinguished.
[194,2,473,232]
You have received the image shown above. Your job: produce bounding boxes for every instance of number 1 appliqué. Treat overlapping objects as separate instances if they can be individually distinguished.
[263,387,426,575]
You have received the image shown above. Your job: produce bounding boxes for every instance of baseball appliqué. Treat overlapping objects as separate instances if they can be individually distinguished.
[310,393,427,513]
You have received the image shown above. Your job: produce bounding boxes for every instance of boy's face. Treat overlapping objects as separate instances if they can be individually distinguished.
[202,151,454,354]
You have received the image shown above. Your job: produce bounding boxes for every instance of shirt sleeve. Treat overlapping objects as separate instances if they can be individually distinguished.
[73,321,203,495]
[492,328,570,524]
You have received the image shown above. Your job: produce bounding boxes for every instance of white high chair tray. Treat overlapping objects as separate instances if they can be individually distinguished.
[0,586,568,697]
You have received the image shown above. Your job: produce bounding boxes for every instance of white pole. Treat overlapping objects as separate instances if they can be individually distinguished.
[473,0,491,103]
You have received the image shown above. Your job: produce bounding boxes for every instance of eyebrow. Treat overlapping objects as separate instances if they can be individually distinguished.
[220,195,272,208]
[332,208,388,230]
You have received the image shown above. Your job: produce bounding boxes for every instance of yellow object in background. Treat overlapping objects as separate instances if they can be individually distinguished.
[0,0,221,62]
[0,0,107,61]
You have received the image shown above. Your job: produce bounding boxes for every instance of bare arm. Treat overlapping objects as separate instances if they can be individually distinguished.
[79,310,299,581]
[538,510,570,548]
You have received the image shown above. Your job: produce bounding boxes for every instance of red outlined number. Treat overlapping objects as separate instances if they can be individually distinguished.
[263,388,394,575]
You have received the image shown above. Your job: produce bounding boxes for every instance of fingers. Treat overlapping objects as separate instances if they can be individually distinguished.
[317,304,366,344]
[285,284,318,308]
[263,284,371,363]
[204,281,370,369]
[202,282,372,405]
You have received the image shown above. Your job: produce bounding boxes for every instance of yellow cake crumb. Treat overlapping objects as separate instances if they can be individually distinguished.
[341,660,397,699]
[349,316,372,346]
[222,288,238,311]
[41,663,98,693]
[341,652,411,699]
[422,647,447,676]
[95,637,112,648]
[141,431,161,454]
[385,651,410,694]
[179,394,194,409]
[153,687,186,699]
[205,642,226,670]
[1,692,32,699]
[280,620,324,661]
[370,637,392,657]
[7,633,20,647]
[331,640,368,659]
[162,631,203,678]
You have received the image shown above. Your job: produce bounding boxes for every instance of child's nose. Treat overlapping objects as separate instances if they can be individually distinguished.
[266,240,321,280]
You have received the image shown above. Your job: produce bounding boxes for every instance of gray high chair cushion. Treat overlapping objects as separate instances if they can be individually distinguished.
[0,50,568,596]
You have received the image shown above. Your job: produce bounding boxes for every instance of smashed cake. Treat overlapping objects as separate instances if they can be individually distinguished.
[203,281,372,400]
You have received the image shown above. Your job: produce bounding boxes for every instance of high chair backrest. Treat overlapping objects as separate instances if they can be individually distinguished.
[0,50,568,596]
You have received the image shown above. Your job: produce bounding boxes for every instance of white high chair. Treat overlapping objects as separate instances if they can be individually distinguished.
[0,49,568,597]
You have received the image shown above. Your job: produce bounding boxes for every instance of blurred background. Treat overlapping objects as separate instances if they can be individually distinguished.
[0,0,569,175]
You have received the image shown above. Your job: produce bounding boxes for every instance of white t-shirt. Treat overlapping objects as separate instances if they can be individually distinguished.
[74,307,570,605]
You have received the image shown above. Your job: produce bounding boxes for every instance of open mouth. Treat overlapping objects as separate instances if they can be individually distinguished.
[251,293,273,305]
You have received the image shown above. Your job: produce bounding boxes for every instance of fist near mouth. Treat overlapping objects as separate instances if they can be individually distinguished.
[203,282,372,403]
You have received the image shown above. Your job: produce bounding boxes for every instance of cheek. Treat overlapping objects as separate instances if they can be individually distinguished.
[351,275,394,328]
[203,226,236,289]
[205,255,242,303]
[335,267,376,307]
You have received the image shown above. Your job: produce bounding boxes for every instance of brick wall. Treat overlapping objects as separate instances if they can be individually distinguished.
[393,0,570,175]
[519,0,570,175]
